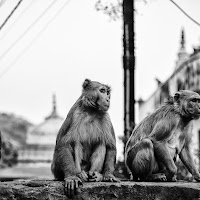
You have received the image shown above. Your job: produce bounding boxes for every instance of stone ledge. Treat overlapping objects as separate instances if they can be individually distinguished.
[0,179,200,200]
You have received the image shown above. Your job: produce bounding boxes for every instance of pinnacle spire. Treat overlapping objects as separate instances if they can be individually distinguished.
[180,28,185,50]
[52,93,57,115]
[175,28,188,70]
[45,93,61,120]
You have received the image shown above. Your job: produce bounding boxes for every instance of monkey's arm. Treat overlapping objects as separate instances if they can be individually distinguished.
[103,146,119,182]
[56,103,77,141]
[55,101,88,177]
[55,144,80,176]
[53,104,85,196]
[179,145,200,181]
[153,141,177,180]
[54,107,79,176]
[54,142,88,197]
[150,120,178,180]
[103,126,119,182]
[87,145,106,182]
[149,118,177,140]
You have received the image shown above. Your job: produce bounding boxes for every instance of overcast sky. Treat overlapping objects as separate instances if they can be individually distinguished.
[0,0,200,159]
[136,0,200,100]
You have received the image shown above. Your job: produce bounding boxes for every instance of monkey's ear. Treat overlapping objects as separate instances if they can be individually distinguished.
[82,79,91,89]
[174,92,180,102]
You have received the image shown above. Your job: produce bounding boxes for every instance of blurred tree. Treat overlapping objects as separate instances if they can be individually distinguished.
[0,113,33,145]
[95,0,150,20]
[0,139,18,168]
[0,113,33,168]
[95,0,122,20]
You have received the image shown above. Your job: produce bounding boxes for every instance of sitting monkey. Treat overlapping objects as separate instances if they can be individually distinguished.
[51,79,119,197]
[125,90,200,182]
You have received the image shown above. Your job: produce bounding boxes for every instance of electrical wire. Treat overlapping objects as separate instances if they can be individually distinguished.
[0,0,24,31]
[0,0,58,63]
[0,0,71,79]
[169,0,200,28]
[0,0,36,41]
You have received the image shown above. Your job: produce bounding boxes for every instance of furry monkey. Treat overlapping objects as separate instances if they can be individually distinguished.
[51,79,119,197]
[126,90,200,182]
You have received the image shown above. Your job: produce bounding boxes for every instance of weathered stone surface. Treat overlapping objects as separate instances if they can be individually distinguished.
[0,179,200,200]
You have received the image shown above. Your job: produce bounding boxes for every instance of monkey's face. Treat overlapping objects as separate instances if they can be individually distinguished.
[174,90,200,118]
[96,85,111,112]
[187,96,200,118]
[82,79,111,112]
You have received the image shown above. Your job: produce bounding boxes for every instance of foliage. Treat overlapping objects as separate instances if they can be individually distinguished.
[0,139,18,168]
[0,113,33,145]
[0,113,33,168]
[94,0,151,20]
[95,0,122,20]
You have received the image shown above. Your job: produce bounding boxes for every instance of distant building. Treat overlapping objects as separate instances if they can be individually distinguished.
[18,94,64,163]
[138,28,200,168]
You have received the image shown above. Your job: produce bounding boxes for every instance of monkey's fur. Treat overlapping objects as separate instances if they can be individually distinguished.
[125,90,200,182]
[51,79,119,197]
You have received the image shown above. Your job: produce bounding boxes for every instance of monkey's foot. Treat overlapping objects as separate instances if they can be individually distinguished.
[64,176,82,197]
[145,173,167,182]
[88,171,103,182]
[103,173,120,182]
[167,175,177,182]
[77,170,88,182]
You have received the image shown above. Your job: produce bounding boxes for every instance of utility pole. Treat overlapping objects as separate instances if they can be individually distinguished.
[123,0,135,156]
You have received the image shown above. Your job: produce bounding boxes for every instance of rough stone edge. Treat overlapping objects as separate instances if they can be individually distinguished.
[0,179,200,200]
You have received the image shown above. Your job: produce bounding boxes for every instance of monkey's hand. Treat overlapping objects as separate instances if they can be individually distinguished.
[64,176,82,197]
[88,171,103,182]
[193,174,200,182]
[103,173,120,182]
[77,170,88,182]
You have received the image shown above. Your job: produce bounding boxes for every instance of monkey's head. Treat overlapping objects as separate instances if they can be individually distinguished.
[173,90,200,119]
[81,79,111,112]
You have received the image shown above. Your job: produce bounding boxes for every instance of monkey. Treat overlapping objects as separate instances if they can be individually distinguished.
[51,79,119,197]
[125,90,200,182]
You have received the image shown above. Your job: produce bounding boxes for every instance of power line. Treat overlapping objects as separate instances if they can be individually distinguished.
[0,0,36,41]
[0,0,71,79]
[0,0,58,63]
[169,0,200,28]
[0,0,24,31]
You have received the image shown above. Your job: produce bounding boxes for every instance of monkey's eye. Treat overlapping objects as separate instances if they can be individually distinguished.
[100,88,106,93]
[191,99,200,103]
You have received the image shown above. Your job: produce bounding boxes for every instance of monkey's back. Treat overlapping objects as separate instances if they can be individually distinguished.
[126,101,177,153]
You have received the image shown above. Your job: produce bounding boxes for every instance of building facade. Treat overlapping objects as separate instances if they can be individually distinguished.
[138,29,200,168]
[18,94,64,163]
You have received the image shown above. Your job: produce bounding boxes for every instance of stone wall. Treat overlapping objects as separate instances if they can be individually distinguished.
[0,179,200,200]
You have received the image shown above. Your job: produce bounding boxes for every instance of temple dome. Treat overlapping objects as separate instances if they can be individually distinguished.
[18,94,64,164]
[26,94,64,145]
